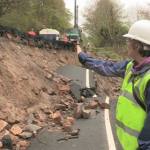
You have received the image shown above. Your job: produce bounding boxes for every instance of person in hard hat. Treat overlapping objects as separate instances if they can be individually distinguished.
[76,20,150,150]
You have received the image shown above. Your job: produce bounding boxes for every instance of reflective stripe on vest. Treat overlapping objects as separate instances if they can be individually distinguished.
[116,61,149,150]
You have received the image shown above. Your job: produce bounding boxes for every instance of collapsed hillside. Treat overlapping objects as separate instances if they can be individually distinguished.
[0,37,120,149]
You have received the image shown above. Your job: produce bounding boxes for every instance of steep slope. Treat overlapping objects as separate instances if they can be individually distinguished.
[0,38,78,108]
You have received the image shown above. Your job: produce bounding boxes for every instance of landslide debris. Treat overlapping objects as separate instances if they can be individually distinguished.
[0,37,120,149]
[0,38,79,149]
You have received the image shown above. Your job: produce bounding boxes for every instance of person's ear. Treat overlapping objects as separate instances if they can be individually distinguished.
[134,42,142,52]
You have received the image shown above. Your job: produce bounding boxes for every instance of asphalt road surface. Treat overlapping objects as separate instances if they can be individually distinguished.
[28,65,119,150]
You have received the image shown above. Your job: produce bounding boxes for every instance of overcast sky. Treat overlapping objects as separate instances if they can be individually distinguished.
[64,0,92,25]
[121,0,150,6]
[64,0,150,25]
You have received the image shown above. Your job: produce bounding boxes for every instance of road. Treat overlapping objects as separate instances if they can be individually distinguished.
[28,65,119,150]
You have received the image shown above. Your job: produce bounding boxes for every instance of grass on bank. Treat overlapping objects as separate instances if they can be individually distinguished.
[91,46,127,60]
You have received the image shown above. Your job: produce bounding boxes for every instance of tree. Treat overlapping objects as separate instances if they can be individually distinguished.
[0,0,22,17]
[0,0,72,32]
[84,0,128,47]
[137,3,150,20]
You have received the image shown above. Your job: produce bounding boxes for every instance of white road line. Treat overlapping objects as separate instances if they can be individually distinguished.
[105,96,116,150]
[85,68,115,149]
[86,69,90,88]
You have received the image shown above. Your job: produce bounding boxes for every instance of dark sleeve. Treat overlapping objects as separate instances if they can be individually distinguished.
[138,82,150,150]
[78,52,129,78]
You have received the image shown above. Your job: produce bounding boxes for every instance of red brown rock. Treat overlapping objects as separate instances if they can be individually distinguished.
[17,140,30,149]
[45,73,53,80]
[99,103,110,109]
[6,33,12,39]
[2,104,26,124]
[0,120,8,132]
[43,108,53,115]
[66,117,75,125]
[32,88,39,95]
[0,141,3,148]
[58,84,70,94]
[87,100,98,109]
[62,121,72,132]
[54,104,67,111]
[0,112,7,120]
[59,57,66,63]
[52,111,63,125]
[74,103,83,119]
[80,96,85,102]
[10,124,22,135]
[34,111,47,122]
[21,76,28,80]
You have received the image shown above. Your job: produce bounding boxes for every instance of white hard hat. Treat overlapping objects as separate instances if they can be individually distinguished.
[123,20,150,45]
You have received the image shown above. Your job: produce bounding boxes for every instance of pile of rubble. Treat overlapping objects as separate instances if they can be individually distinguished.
[0,73,77,149]
[0,38,119,149]
[0,74,110,150]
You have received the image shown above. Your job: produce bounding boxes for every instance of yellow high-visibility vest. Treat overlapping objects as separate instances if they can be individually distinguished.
[116,61,150,150]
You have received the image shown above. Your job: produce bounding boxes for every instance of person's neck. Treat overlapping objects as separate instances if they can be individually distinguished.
[134,55,145,65]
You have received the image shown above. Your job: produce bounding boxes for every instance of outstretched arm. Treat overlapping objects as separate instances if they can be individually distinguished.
[77,45,129,78]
